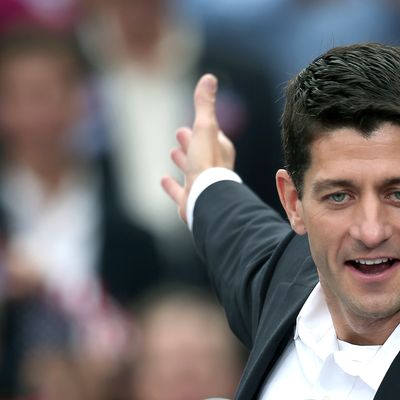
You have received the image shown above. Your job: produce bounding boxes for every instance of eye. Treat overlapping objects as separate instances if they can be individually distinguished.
[393,191,400,200]
[387,191,400,202]
[328,192,348,203]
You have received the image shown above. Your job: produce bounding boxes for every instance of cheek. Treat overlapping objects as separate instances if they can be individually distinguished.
[304,214,346,269]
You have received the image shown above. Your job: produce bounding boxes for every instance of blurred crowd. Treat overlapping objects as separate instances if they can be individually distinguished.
[0,0,399,399]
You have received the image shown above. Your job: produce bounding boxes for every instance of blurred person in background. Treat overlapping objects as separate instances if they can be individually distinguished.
[78,0,282,283]
[129,286,247,400]
[0,25,161,398]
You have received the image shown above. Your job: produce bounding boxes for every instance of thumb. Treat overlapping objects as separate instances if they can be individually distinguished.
[193,74,219,134]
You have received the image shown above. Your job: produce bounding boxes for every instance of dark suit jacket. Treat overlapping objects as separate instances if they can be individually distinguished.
[192,180,400,400]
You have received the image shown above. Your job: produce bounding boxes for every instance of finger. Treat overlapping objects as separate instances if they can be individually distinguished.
[193,74,218,133]
[176,127,192,153]
[218,130,236,170]
[161,176,187,223]
[161,176,185,206]
[171,148,187,172]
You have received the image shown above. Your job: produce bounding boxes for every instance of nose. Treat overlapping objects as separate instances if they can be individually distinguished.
[348,197,392,249]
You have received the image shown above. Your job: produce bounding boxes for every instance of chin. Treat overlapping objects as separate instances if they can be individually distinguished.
[349,298,400,321]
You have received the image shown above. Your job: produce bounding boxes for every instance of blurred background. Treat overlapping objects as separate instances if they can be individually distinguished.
[0,0,399,398]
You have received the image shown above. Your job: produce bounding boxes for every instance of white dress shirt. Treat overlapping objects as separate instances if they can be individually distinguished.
[259,283,400,400]
[187,168,400,400]
[0,165,101,307]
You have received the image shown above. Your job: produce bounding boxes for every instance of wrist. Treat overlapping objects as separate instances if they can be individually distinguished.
[186,168,242,230]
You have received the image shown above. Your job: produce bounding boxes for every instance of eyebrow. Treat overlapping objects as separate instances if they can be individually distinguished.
[312,179,356,195]
[381,177,400,188]
[312,177,400,195]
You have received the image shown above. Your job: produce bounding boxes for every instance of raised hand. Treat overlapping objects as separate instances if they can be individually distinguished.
[161,74,235,223]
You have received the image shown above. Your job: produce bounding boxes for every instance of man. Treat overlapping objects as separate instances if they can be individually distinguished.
[81,0,281,285]
[130,286,246,400]
[0,25,161,397]
[162,43,400,399]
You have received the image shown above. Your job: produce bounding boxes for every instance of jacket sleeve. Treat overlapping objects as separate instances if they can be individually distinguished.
[192,180,299,348]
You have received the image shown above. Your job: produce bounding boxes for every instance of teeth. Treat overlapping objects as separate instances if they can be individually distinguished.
[354,258,391,265]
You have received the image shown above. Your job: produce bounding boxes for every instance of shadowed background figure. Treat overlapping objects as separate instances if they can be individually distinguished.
[129,286,247,400]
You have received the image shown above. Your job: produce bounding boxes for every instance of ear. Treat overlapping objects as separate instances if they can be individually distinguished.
[276,169,307,235]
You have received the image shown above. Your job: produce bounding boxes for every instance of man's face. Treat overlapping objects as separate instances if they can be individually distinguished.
[0,52,79,150]
[130,304,241,400]
[297,123,400,332]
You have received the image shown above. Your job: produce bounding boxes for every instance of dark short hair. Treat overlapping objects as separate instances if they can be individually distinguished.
[0,25,88,83]
[282,43,400,196]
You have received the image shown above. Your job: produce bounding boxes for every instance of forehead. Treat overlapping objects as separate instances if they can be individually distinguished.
[304,123,400,188]
[0,44,79,76]
[0,52,77,91]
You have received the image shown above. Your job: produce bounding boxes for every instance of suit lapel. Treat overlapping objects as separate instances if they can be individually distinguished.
[374,350,400,400]
[236,274,400,400]
[235,282,315,399]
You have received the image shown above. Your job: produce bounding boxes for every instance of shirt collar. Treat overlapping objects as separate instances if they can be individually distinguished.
[360,324,400,391]
[294,282,400,391]
[294,283,337,360]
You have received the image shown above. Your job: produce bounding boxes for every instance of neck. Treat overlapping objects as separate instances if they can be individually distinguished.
[8,145,74,192]
[325,295,400,345]
[336,315,399,345]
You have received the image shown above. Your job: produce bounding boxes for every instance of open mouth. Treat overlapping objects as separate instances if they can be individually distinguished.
[346,258,398,275]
